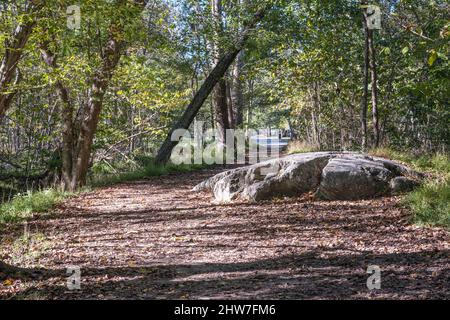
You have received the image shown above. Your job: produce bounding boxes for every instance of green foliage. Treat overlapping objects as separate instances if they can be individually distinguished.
[370,148,450,229]
[287,140,320,154]
[0,189,71,225]
[407,154,450,229]
[407,180,450,229]
[369,148,450,176]
[1,0,449,225]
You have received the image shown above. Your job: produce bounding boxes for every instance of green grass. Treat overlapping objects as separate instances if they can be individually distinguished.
[287,140,320,154]
[370,148,450,229]
[0,189,71,225]
[406,180,450,228]
[369,148,449,174]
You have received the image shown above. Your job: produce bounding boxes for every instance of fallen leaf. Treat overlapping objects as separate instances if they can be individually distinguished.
[2,279,14,286]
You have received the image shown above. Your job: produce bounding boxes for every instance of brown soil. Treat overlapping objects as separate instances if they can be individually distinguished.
[1,167,449,299]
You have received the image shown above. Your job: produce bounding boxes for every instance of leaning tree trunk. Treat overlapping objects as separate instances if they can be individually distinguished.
[156,49,243,164]
[0,0,42,118]
[155,7,269,164]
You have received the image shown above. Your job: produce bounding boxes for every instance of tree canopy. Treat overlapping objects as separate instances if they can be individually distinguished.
[0,0,448,192]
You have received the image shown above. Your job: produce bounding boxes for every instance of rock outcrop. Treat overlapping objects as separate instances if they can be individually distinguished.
[193,152,422,202]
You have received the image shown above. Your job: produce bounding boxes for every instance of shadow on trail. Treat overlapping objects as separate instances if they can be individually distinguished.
[5,249,449,300]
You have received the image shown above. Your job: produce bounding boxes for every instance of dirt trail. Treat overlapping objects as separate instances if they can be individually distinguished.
[1,167,449,299]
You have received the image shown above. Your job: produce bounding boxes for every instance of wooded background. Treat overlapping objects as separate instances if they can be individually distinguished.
[0,0,448,197]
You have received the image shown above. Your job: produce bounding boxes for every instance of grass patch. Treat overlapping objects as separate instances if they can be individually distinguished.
[369,148,449,174]
[287,140,320,154]
[370,148,450,229]
[0,189,71,225]
[406,180,450,228]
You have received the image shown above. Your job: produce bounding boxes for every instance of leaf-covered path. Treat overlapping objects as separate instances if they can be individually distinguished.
[1,167,449,299]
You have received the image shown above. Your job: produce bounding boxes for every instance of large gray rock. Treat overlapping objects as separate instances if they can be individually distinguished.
[389,176,420,194]
[194,152,422,202]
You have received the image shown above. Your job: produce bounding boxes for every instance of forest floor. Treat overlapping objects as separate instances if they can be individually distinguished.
[0,166,449,300]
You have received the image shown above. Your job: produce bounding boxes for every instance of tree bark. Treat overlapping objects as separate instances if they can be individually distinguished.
[361,2,369,151]
[246,78,254,133]
[231,51,244,127]
[226,77,235,128]
[155,7,269,164]
[70,32,124,190]
[368,28,380,148]
[67,0,147,190]
[39,42,75,190]
[210,0,230,143]
[311,82,321,149]
[213,78,230,142]
[0,0,42,118]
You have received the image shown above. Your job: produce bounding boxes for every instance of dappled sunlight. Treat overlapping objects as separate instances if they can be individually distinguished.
[1,167,448,299]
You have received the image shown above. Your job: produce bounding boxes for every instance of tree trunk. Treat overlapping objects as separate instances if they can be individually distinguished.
[226,77,235,128]
[155,7,269,164]
[210,0,230,144]
[213,78,230,142]
[361,2,369,151]
[246,79,254,133]
[40,17,131,191]
[156,49,242,164]
[70,34,124,190]
[311,82,321,149]
[368,28,380,148]
[0,1,42,118]
[231,51,244,127]
[39,42,75,190]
